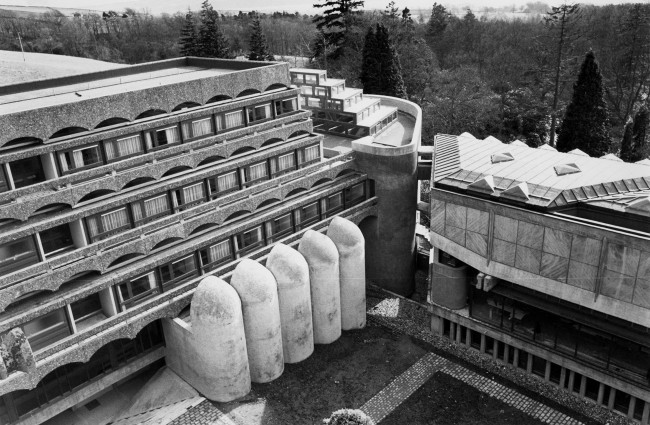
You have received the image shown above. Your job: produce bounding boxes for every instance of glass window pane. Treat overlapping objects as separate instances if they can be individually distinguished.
[130,273,154,297]
[274,214,292,234]
[0,236,38,275]
[40,224,74,256]
[10,156,45,188]
[23,308,70,351]
[71,292,102,321]
[302,202,319,221]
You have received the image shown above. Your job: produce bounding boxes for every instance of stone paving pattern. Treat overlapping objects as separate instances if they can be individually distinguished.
[167,399,237,425]
[360,352,447,423]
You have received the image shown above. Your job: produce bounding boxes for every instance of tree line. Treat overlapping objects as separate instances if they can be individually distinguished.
[0,1,647,159]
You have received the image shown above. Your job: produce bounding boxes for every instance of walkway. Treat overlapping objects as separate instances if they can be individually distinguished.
[359,350,584,425]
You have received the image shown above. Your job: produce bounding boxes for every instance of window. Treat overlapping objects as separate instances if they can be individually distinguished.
[131,194,171,225]
[199,240,233,272]
[315,88,327,97]
[39,224,74,257]
[267,213,293,242]
[236,226,264,254]
[247,104,272,123]
[105,134,144,161]
[299,202,321,228]
[181,117,214,140]
[0,236,39,276]
[116,272,158,309]
[173,182,206,211]
[216,110,245,131]
[23,308,71,352]
[274,98,298,116]
[305,74,317,84]
[244,161,268,186]
[159,255,197,289]
[300,144,320,165]
[326,192,344,216]
[271,152,296,176]
[9,156,45,189]
[59,145,103,173]
[70,292,105,330]
[345,183,365,206]
[0,166,9,193]
[208,170,239,197]
[307,98,322,108]
[145,126,180,150]
[86,207,131,242]
[300,86,313,96]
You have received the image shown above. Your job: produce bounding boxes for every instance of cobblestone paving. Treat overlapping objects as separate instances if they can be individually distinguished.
[360,352,447,423]
[167,399,237,425]
[440,362,585,425]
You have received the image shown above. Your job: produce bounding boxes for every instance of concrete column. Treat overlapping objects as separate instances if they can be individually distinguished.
[480,334,486,353]
[40,152,58,180]
[513,348,520,367]
[455,324,463,344]
[69,219,88,248]
[326,216,366,330]
[493,339,499,360]
[642,400,649,424]
[579,375,587,397]
[597,383,605,404]
[608,388,616,410]
[182,276,250,402]
[231,259,284,383]
[298,230,341,344]
[559,367,567,388]
[449,322,456,341]
[526,353,533,374]
[266,243,314,364]
[354,142,418,296]
[504,344,510,364]
[628,396,636,419]
[98,287,118,317]
[544,361,551,381]
[430,315,442,336]
[568,371,575,392]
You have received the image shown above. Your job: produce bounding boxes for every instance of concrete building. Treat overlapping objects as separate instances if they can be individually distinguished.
[0,58,420,424]
[427,133,650,423]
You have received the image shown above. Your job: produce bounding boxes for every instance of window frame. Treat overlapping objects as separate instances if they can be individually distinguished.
[270,151,297,177]
[246,103,273,124]
[158,254,198,290]
[181,116,215,141]
[299,201,321,229]
[243,160,270,187]
[274,97,298,117]
[215,109,246,133]
[173,181,207,212]
[130,193,173,226]
[104,133,146,162]
[57,143,104,175]
[199,239,234,272]
[235,225,265,255]
[207,170,240,198]
[299,144,321,167]
[85,206,132,243]
[344,182,366,207]
[116,272,159,310]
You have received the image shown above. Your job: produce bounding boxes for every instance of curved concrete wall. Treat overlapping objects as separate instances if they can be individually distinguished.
[188,276,251,402]
[298,230,342,344]
[266,244,314,363]
[327,217,366,330]
[231,259,284,383]
[351,96,421,296]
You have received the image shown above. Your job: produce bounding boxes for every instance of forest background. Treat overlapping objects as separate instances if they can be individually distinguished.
[0,1,648,151]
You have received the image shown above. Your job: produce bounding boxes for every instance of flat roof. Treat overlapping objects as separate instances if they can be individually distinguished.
[433,134,650,210]
[0,66,232,115]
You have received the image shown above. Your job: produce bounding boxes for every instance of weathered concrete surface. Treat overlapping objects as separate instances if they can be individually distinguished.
[231,259,284,383]
[174,276,250,402]
[430,249,469,310]
[266,243,314,363]
[298,230,341,344]
[327,216,366,330]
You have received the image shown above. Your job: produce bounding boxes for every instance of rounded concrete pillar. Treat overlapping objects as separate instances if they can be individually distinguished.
[190,276,250,402]
[327,216,366,330]
[231,259,284,383]
[430,249,468,309]
[266,243,314,363]
[298,230,341,344]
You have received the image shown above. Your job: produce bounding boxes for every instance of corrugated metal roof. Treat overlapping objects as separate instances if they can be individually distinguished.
[433,134,650,210]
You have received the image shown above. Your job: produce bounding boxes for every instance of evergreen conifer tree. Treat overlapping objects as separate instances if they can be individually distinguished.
[620,117,635,162]
[197,0,231,58]
[360,26,380,94]
[179,10,198,56]
[312,0,364,59]
[556,51,611,157]
[632,104,649,161]
[375,23,407,98]
[247,15,274,61]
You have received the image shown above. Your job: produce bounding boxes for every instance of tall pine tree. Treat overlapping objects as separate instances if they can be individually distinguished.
[247,15,274,61]
[312,0,364,59]
[360,23,407,99]
[632,105,649,161]
[197,0,230,58]
[360,26,380,94]
[620,117,635,162]
[179,10,198,56]
[375,23,407,99]
[556,51,611,157]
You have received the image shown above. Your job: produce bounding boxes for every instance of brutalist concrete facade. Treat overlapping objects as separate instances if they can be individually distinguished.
[0,58,421,424]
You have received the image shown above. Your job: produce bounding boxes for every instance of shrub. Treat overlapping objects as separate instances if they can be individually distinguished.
[325,409,375,425]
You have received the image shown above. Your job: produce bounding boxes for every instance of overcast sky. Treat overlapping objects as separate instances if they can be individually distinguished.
[0,0,637,15]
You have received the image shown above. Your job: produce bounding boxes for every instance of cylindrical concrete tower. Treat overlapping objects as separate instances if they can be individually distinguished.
[327,216,366,330]
[266,243,314,363]
[352,96,421,296]
[190,276,250,402]
[231,259,284,383]
[298,230,341,344]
